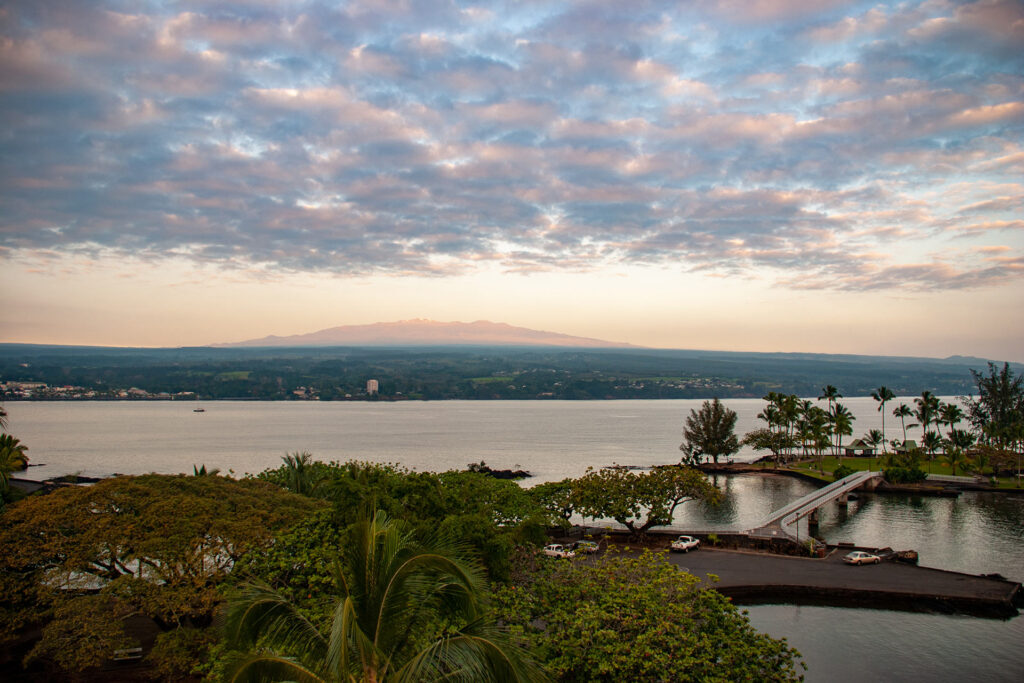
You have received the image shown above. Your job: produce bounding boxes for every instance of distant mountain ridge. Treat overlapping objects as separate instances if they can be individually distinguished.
[216,319,639,349]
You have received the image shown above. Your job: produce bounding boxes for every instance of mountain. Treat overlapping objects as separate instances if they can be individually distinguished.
[216,319,639,349]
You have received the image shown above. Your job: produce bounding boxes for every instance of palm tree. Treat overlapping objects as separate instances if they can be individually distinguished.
[871,386,896,454]
[832,403,855,459]
[939,403,965,439]
[922,432,943,473]
[915,391,940,443]
[281,451,323,496]
[224,509,544,683]
[0,434,29,492]
[818,385,841,420]
[192,464,221,476]
[892,404,916,444]
[863,429,885,456]
[943,429,977,476]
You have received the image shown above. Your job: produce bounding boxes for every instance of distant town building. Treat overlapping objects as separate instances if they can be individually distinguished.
[366,379,379,395]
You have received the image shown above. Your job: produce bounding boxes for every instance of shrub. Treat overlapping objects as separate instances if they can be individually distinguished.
[884,467,926,484]
[832,464,855,481]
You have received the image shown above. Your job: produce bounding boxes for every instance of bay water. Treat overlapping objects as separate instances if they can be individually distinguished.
[4,399,1022,681]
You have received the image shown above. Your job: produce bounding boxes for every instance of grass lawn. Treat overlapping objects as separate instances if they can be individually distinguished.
[789,455,1014,483]
[792,456,880,475]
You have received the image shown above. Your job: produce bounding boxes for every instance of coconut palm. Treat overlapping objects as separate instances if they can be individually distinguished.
[892,404,916,444]
[281,451,324,496]
[818,385,841,417]
[914,391,940,442]
[939,403,965,439]
[224,509,544,683]
[870,386,896,454]
[832,403,855,458]
[922,431,943,473]
[863,429,885,456]
[0,434,29,492]
[942,430,975,476]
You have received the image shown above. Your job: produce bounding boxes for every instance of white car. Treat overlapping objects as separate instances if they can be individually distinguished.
[670,535,701,552]
[543,543,576,558]
[843,551,881,565]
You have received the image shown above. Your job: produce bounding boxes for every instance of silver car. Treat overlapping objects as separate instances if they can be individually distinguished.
[843,551,881,565]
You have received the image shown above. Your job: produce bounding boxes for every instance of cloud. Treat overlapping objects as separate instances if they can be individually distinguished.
[0,0,1022,294]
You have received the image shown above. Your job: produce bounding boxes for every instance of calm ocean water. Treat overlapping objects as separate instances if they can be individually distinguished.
[5,399,1023,681]
[7,396,920,481]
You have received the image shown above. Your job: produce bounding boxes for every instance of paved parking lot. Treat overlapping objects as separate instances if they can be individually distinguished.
[663,546,1019,611]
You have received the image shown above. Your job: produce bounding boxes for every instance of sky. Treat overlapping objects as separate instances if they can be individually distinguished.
[1,0,1022,360]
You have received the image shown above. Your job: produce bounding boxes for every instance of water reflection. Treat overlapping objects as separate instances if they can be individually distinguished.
[746,605,1024,683]
[663,474,1023,582]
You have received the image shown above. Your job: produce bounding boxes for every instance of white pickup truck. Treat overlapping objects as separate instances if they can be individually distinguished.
[543,543,576,558]
[670,535,701,553]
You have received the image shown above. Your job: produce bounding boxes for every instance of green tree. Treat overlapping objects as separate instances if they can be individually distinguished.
[893,403,916,444]
[741,428,796,465]
[871,386,896,453]
[943,429,976,476]
[679,398,740,465]
[914,391,940,443]
[939,403,965,439]
[223,510,544,683]
[492,549,803,682]
[0,433,29,494]
[819,385,842,414]
[863,429,885,454]
[965,362,1024,452]
[0,475,318,675]
[280,450,325,496]
[921,431,943,473]
[831,403,855,458]
[528,478,576,526]
[573,465,721,535]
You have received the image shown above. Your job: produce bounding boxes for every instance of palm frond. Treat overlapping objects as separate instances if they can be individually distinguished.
[224,581,329,672]
[392,618,548,683]
[224,651,328,683]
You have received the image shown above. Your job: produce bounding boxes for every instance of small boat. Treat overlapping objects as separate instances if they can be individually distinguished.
[193,408,205,413]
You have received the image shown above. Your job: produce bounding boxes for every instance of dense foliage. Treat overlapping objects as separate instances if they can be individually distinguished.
[256,459,550,580]
[883,466,927,484]
[679,398,740,465]
[572,465,722,534]
[492,550,804,682]
[223,510,544,682]
[0,474,319,676]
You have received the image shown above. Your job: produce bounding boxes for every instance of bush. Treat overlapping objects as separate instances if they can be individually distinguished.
[883,467,926,484]
[832,464,855,481]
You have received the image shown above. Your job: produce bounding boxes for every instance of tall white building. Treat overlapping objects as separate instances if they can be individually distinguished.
[366,379,379,395]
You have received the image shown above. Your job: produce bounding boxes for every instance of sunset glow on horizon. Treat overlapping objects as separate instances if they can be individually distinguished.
[1,1,1022,360]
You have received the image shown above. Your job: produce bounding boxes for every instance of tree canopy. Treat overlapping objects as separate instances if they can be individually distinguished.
[223,509,545,683]
[0,474,319,674]
[492,549,803,682]
[680,398,741,465]
[965,362,1024,452]
[572,465,721,534]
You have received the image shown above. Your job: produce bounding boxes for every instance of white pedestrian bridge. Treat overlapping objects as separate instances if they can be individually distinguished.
[748,470,884,540]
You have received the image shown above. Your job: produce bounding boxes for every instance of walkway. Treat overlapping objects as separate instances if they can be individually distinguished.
[748,470,883,539]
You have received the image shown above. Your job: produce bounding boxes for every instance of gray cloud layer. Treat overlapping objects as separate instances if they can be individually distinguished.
[1,0,1022,290]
